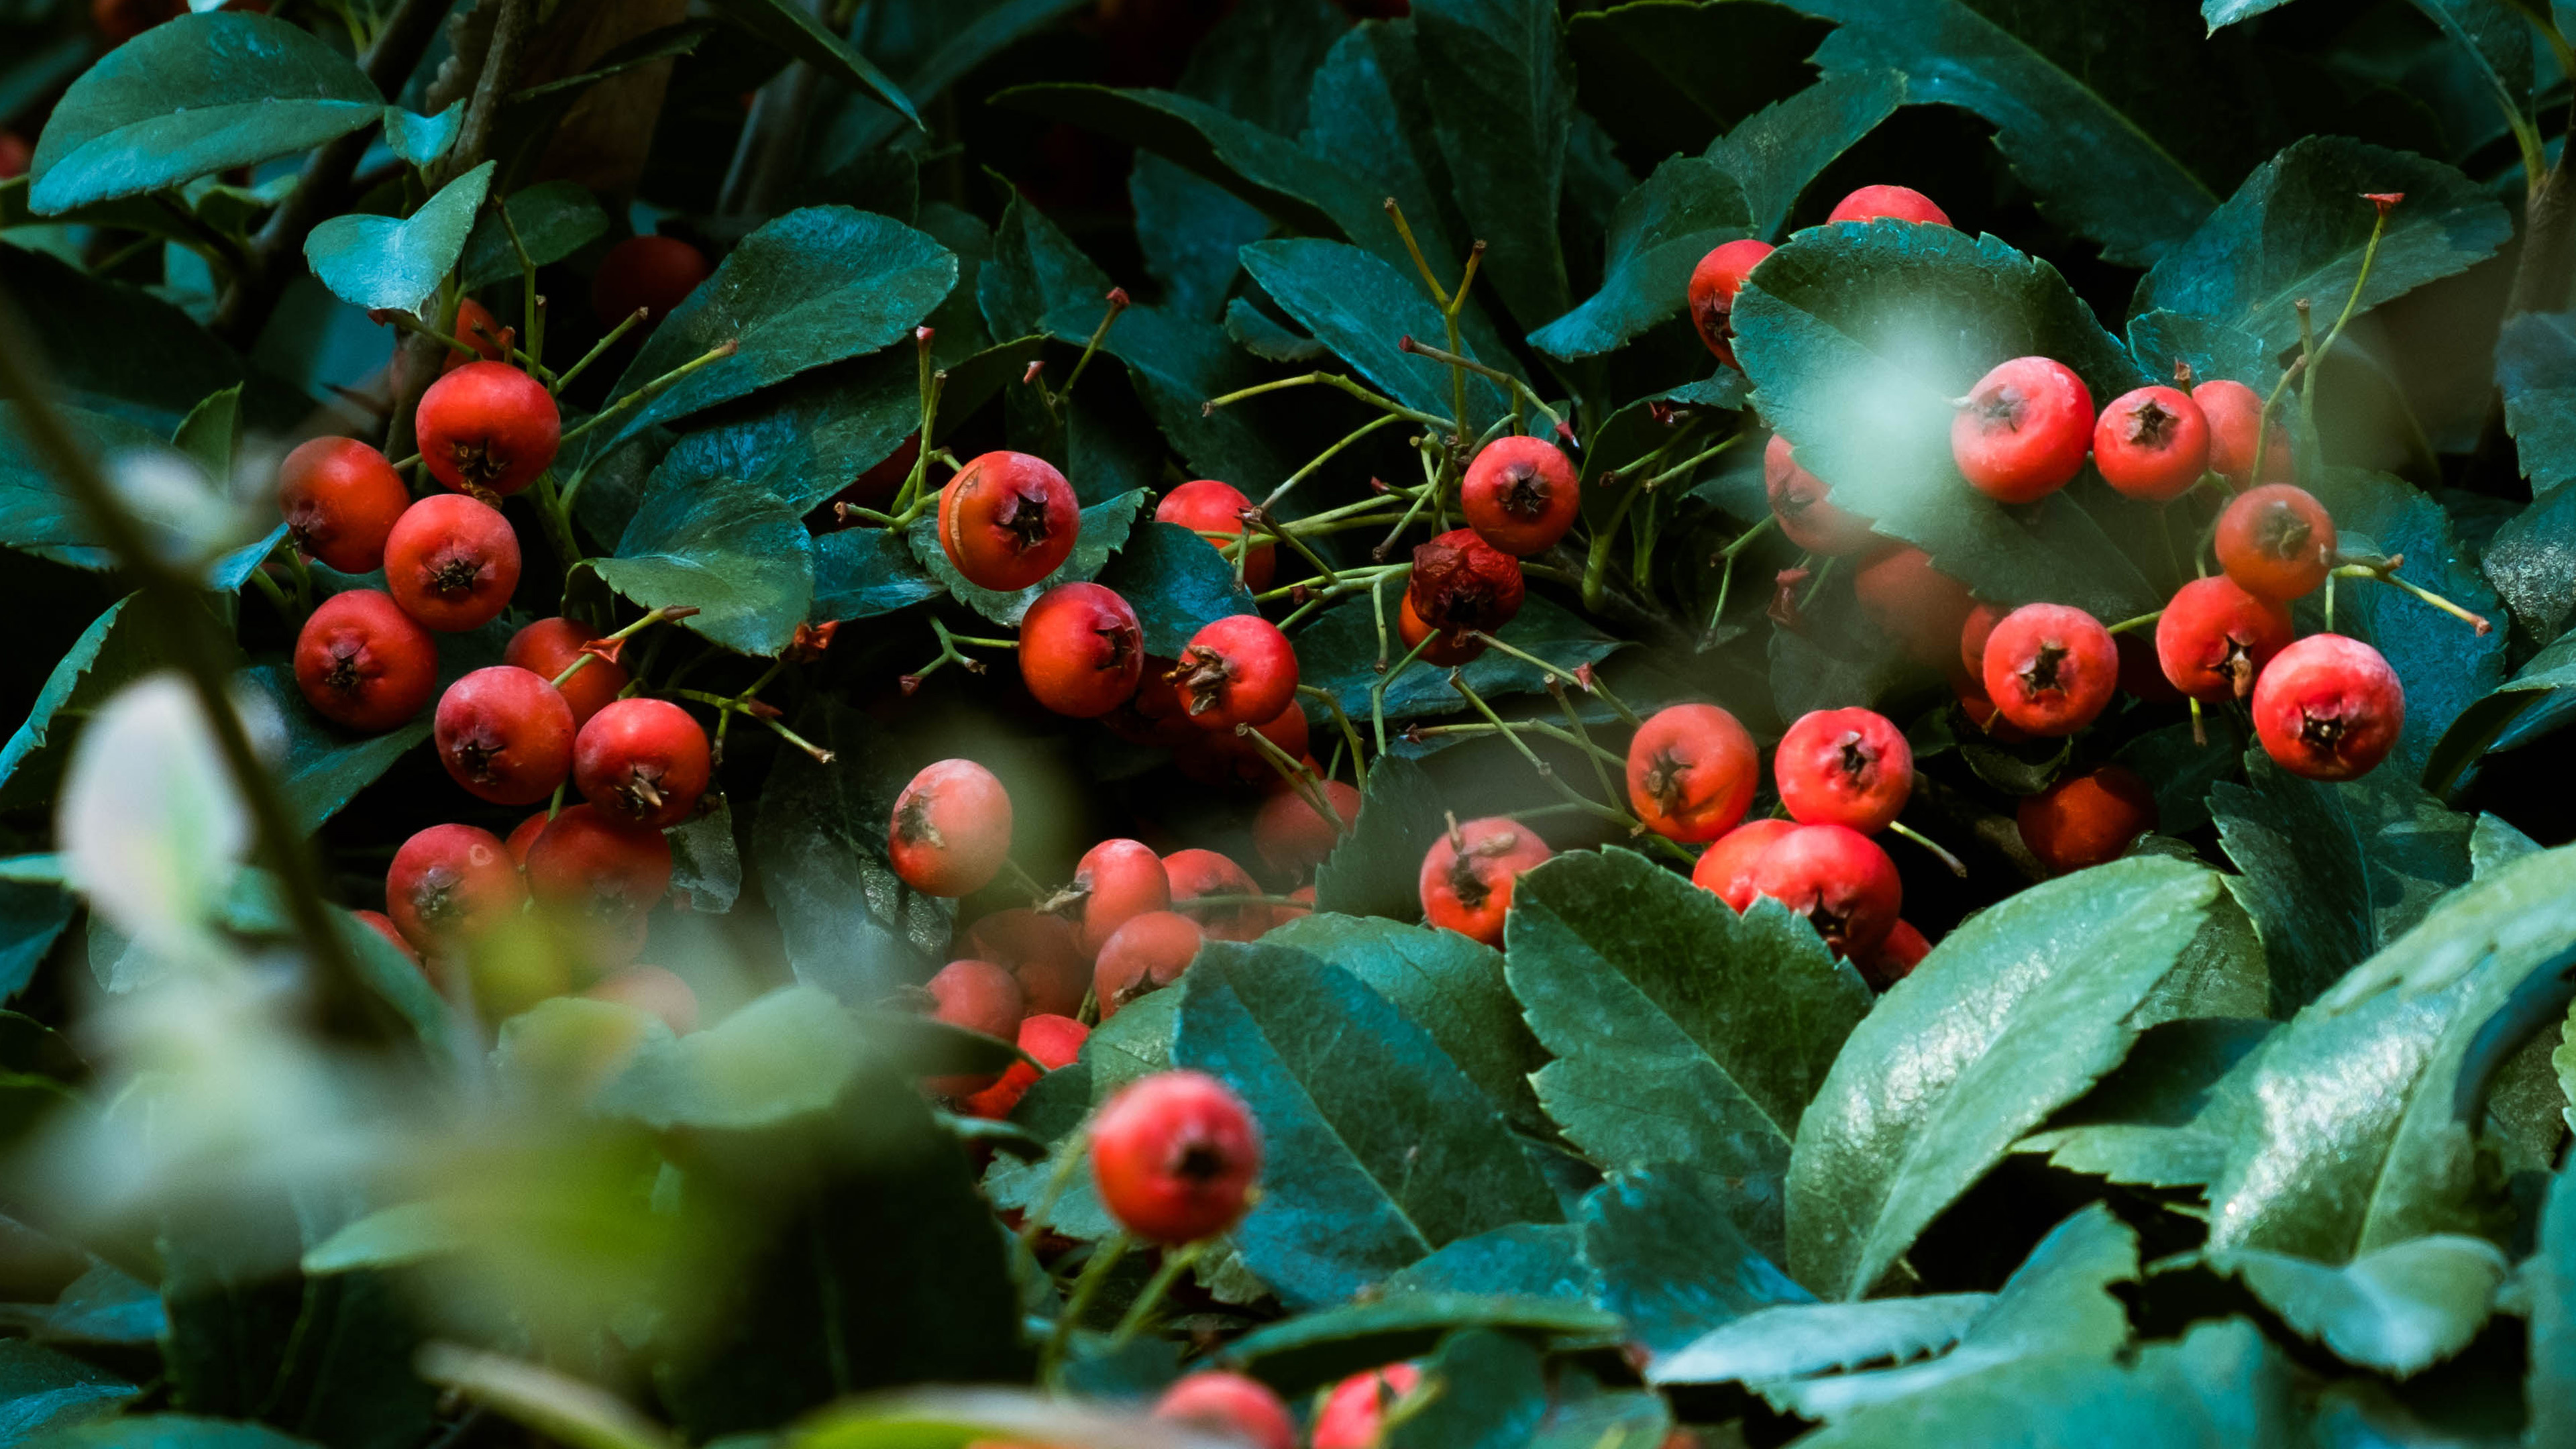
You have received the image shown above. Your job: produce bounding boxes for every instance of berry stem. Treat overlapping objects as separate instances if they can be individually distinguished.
[528,469,584,574]
[492,200,545,370]
[1203,372,1448,429]
[557,339,741,449]
[1448,670,1680,856]
[2304,199,2394,439]
[1371,626,1441,754]
[1460,631,1642,726]
[1546,678,1626,809]
[1403,720,1626,769]
[1108,1239,1209,1347]
[1642,432,1739,492]
[1889,820,1969,877]
[1298,686,1369,792]
[549,307,647,397]
[1258,411,1409,512]
[547,605,700,690]
[669,688,835,763]
[1057,287,1130,400]
[1017,1126,1091,1255]
[1381,197,1451,308]
[2104,608,2164,636]
[1396,333,1559,437]
[1038,1232,1131,1384]
[2332,561,2493,634]
[1239,722,1342,828]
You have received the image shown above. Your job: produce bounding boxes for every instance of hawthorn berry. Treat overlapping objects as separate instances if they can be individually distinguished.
[1827,184,1951,226]
[2155,576,2292,702]
[1863,918,1931,990]
[590,234,710,327]
[1398,592,1486,666]
[1152,1370,1297,1449]
[2252,633,2405,782]
[1853,546,1976,668]
[1063,837,1173,955]
[2193,379,2293,488]
[1105,655,1200,749]
[938,450,1079,591]
[417,360,559,496]
[1951,357,2094,504]
[385,822,525,952]
[585,964,700,1034]
[2018,765,2159,875]
[1692,817,1798,910]
[1018,582,1144,718]
[889,759,1014,898]
[1253,777,1362,878]
[435,665,576,805]
[293,588,437,732]
[1959,600,2004,679]
[1980,603,2117,737]
[1776,707,1913,835]
[278,437,410,574]
[1460,434,1581,557]
[1625,703,1758,843]
[383,493,521,633]
[1419,816,1552,946]
[1313,1364,1425,1449]
[351,908,421,969]
[1089,1069,1263,1244]
[503,617,630,729]
[573,698,711,830]
[1747,822,1901,958]
[1175,701,1310,786]
[505,809,549,867]
[2215,484,2337,601]
[1409,529,1525,645]
[1688,237,1776,368]
[1765,434,1876,556]
[1156,479,1273,590]
[1166,847,1271,941]
[965,908,1090,1018]
[961,1012,1089,1120]
[1093,910,1204,1018]
[922,957,1026,1096]
[444,297,513,371]
[1169,614,1299,731]
[523,804,673,966]
[2094,385,2212,502]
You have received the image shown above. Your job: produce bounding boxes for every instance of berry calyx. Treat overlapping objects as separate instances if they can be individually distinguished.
[888,759,1014,898]
[416,361,560,496]
[1625,703,1758,843]
[293,588,437,732]
[1169,614,1299,731]
[435,665,577,805]
[386,823,524,952]
[1062,837,1173,956]
[922,957,1026,1096]
[1854,545,1977,668]
[2093,385,2211,502]
[1407,527,1525,643]
[961,1013,1088,1120]
[1165,847,1270,941]
[382,494,521,633]
[965,908,1090,1018]
[503,616,631,729]
[2018,765,2159,875]
[1776,706,1913,835]
[1688,238,1776,368]
[2154,576,2292,702]
[1765,433,1876,555]
[1088,1069,1263,1244]
[1951,357,2094,504]
[2215,484,2337,600]
[1460,435,1581,557]
[1980,603,2117,736]
[1018,581,1144,718]
[2251,633,2404,781]
[2192,379,2293,489]
[1155,479,1273,590]
[1692,817,1798,910]
[278,437,410,574]
[1313,1364,1424,1449]
[1152,1371,1296,1449]
[1093,910,1204,1018]
[572,697,711,830]
[1419,816,1552,945]
[590,234,710,327]
[523,804,673,966]
[938,450,1079,591]
[1747,822,1901,958]
[1827,184,1951,227]
[1253,777,1362,878]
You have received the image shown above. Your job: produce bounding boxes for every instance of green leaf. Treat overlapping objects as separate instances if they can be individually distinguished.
[171,386,238,485]
[457,180,609,291]
[1564,0,1832,158]
[1299,23,1479,303]
[667,796,740,914]
[1730,223,2159,620]
[1240,238,1511,425]
[1131,152,1270,323]
[994,84,1360,246]
[237,664,431,837]
[979,991,1181,1242]
[702,0,920,129]
[305,161,494,315]
[1413,0,1574,337]
[2125,310,2278,392]
[2498,310,2576,498]
[28,13,382,213]
[0,1262,164,1345]
[2130,138,2511,356]
[1089,520,1260,658]
[2530,1166,2576,1447]
[1506,849,1870,1187]
[1788,857,2220,1299]
[2211,749,2474,1016]
[1527,156,1749,363]
[594,987,862,1129]
[1307,755,1446,923]
[2408,0,2534,144]
[1295,588,1621,727]
[1222,1295,1615,1397]
[902,489,1146,629]
[2202,0,2299,26]
[2471,812,2540,878]
[1169,941,1564,1309]
[2016,1016,2275,1189]
[811,526,941,625]
[2203,1235,2507,1377]
[1383,1224,1593,1301]
[0,878,72,1001]
[1578,1166,1811,1356]
[2484,464,2576,641]
[0,1331,137,1446]
[597,465,814,657]
[0,251,262,429]
[1384,1328,1550,1449]
[1650,1294,1990,1387]
[1712,70,1907,241]
[0,596,182,814]
[0,407,164,556]
[378,102,460,168]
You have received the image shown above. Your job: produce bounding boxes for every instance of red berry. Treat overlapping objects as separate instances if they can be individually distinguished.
[417,361,560,496]
[585,964,700,1034]
[1018,582,1144,718]
[1747,822,1901,958]
[0,132,27,182]
[1776,707,1912,835]
[922,957,1026,1097]
[505,809,549,867]
[2019,765,2159,875]
[2093,386,2211,502]
[1064,838,1173,956]
[1419,816,1551,946]
[2192,379,2293,489]
[1313,1364,1424,1449]
[1980,603,2117,736]
[1827,184,1951,227]
[2215,484,2337,601]
[386,823,524,952]
[383,494,521,633]
[523,803,672,966]
[351,908,422,969]
[1951,357,2094,503]
[938,450,1079,591]
[1173,702,1310,786]
[2252,634,2404,782]
[888,759,1014,897]
[444,297,514,372]
[1152,1370,1296,1449]
[1959,600,2004,679]
[278,437,410,574]
[590,235,711,327]
[1253,778,1362,878]
[1864,918,1931,989]
[1155,479,1273,590]
[1397,591,1485,666]
[1460,435,1580,556]
[2154,576,2292,702]
[1692,817,1797,910]
[504,617,630,729]
[294,589,437,732]
[1854,545,1977,667]
[1094,910,1204,1018]
[1166,847,1270,941]
[961,1013,1089,1120]
[572,698,710,830]
[1408,528,1525,643]
[1168,615,1299,732]
[1106,655,1200,749]
[1625,703,1758,843]
[965,908,1091,1018]
[1688,238,1776,368]
[1765,434,1875,555]
[1089,1069,1263,1244]
[435,665,576,805]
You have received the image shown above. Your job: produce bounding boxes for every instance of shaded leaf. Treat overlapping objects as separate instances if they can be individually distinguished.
[1381,1224,1592,1301]
[1295,588,1620,727]
[1711,68,1906,241]
[598,466,814,657]
[0,1262,164,1345]
[810,527,941,625]
[2498,309,2576,498]
[1413,0,1574,337]
[2017,1017,2275,1189]
[236,665,430,837]
[1578,1165,1811,1357]
[2204,1235,2506,1377]
[1090,520,1260,658]
[0,879,73,1002]
[703,0,919,129]
[1384,1328,1550,1449]
[458,181,610,291]
[1241,238,1511,425]
[1528,156,1749,363]
[1222,1295,1613,1397]
[902,489,1146,629]
[1651,1294,1989,1387]
[2483,468,2576,640]
[378,103,459,168]
[2530,1165,2576,1447]
[1307,755,1446,924]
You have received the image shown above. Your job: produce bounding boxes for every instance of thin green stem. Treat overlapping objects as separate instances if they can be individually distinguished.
[1108,1240,1209,1346]
[1059,288,1130,397]
[1260,411,1408,511]
[2332,561,2493,635]
[1889,820,1967,877]
[551,308,645,397]
[1299,684,1368,792]
[1373,627,1439,754]
[557,339,739,449]
[2105,609,2164,636]
[2303,203,2392,438]
[1461,631,1640,726]
[1400,331,1558,436]
[1204,372,1448,429]
[1039,1232,1130,1383]
[1643,433,1739,491]
[1548,679,1623,809]
[1381,197,1450,307]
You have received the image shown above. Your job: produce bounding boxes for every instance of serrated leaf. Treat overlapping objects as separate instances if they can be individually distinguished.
[1529,155,1749,363]
[1090,520,1260,658]
[1413,0,1573,339]
[1650,1293,1990,1387]
[2498,309,2576,499]
[0,877,73,1002]
[902,489,1145,628]
[2484,468,2576,641]
[1385,1328,1550,1449]
[2204,1235,2506,1377]
[1714,69,1905,241]
[980,989,1179,1242]
[1295,588,1620,727]
[811,526,941,625]
[2017,1017,2275,1189]
[1578,1165,1811,1356]
[667,796,740,914]
[1307,755,1446,923]
[1788,857,2220,1299]
[598,464,814,657]
[1382,1224,1592,1301]
[305,161,493,314]
[1241,237,1511,425]
[1222,1295,1612,1397]
[703,0,919,129]
[457,180,609,290]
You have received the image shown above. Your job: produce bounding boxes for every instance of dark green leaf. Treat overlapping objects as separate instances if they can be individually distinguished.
[1578,1165,1811,1356]
[1240,238,1511,425]
[598,465,814,657]
[171,386,238,485]
[2424,631,2576,798]
[305,161,493,314]
[1788,857,2220,1299]
[1221,1295,1615,1396]
[2202,0,2299,25]
[702,0,920,128]
[1650,1294,1989,1387]
[596,987,875,1129]
[1090,520,1260,658]
[2530,1166,2576,1446]
[1381,1224,1592,1301]
[2483,468,2576,639]
[1413,0,1574,337]
[667,796,741,914]
[1224,297,1326,362]
[2408,0,2534,142]
[2203,1235,2506,1377]
[1295,589,1621,727]
[0,877,72,1002]
[0,596,186,814]
[1712,70,1907,241]
[2017,1016,2275,1189]
[2108,714,2245,839]
[1384,1328,1550,1449]
[1299,23,1477,301]
[981,989,1179,1242]
[0,1336,138,1444]
[0,1262,163,1345]
[2125,311,2277,392]
[458,180,610,290]
[811,526,941,625]
[2498,309,2576,498]
[991,85,1354,245]
[0,251,258,429]
[237,665,430,837]
[1528,156,1750,363]
[1307,755,1446,923]
[1564,1,1833,158]
[1130,153,1269,323]
[902,489,1146,629]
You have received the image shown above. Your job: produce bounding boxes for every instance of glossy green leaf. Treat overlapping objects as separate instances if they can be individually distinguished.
[2125,310,2278,392]
[2204,1235,2506,1377]
[1578,1165,1811,1356]
[1564,0,1831,158]
[1711,68,1906,241]
[1650,1293,1990,1387]
[903,489,1146,629]
[1170,941,1564,1309]
[1788,857,2220,1299]
[2016,1016,2274,1189]
[379,101,460,167]
[1384,1328,1550,1449]
[1222,1295,1613,1397]
[29,13,383,213]
[1241,238,1511,425]
[1528,156,1749,363]
[980,989,1180,1242]
[2498,309,2576,499]
[2202,0,2300,26]
[811,526,941,625]
[1090,520,1260,658]
[0,1338,140,1446]
[1307,755,1446,924]
[0,405,164,556]
[1506,849,1871,1185]
[305,161,493,314]
[2530,1166,2576,1447]
[1412,0,1574,337]
[1295,588,1621,727]
[1381,1224,1592,1301]
[0,250,262,429]
[1299,22,1483,311]
[703,0,920,128]
[1131,152,1269,324]
[2409,0,2534,142]
[457,180,610,290]
[598,464,814,657]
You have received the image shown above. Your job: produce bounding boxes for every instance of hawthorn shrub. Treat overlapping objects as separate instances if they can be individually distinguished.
[5,0,2576,1446]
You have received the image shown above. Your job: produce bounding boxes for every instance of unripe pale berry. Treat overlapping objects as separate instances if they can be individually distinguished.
[1155,479,1273,590]
[504,617,630,729]
[1747,822,1901,958]
[1165,847,1270,941]
[1625,703,1758,843]
[386,823,524,951]
[417,361,560,496]
[1419,816,1551,945]
[1775,707,1912,835]
[572,697,711,830]
[2215,484,2337,601]
[278,437,410,574]
[1688,238,1776,368]
[1765,433,1875,555]
[294,588,437,732]
[2093,385,2212,502]
[1827,184,1950,227]
[1065,838,1173,957]
[1693,817,1797,910]
[1980,603,2117,736]
[1152,1370,1297,1449]
[1460,434,1580,556]
[938,450,1079,591]
[1951,357,2094,503]
[1169,615,1299,732]
[2252,633,2404,782]
[1093,910,1203,1018]
[1089,1069,1263,1244]
[888,759,1013,897]
[383,494,521,632]
[964,908,1089,1018]
[435,665,576,805]
[2019,765,2159,875]
[2155,576,2292,702]
[922,957,1025,1096]
[1018,581,1144,718]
